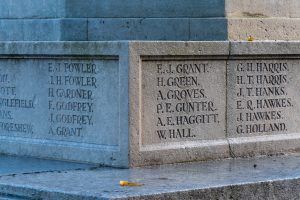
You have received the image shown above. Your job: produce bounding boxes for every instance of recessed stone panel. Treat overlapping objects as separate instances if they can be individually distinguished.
[228,59,300,138]
[0,57,126,165]
[141,59,226,149]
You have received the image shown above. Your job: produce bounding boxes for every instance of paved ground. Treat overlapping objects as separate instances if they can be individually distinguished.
[0,154,300,199]
[0,155,95,176]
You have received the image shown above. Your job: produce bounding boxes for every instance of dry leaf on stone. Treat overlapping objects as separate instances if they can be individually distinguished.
[120,180,144,187]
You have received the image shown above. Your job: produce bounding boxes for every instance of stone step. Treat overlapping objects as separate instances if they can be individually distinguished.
[0,154,299,199]
[0,155,94,176]
[1,0,299,41]
[0,18,227,41]
[0,0,224,19]
[226,0,300,18]
[0,0,64,19]
[1,17,299,41]
[3,0,300,20]
[228,18,300,41]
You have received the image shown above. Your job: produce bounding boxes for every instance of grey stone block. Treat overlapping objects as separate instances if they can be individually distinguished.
[88,18,190,41]
[88,18,228,41]
[65,0,225,18]
[23,19,61,41]
[88,18,143,41]
[0,0,65,19]
[230,41,300,55]
[0,155,94,176]
[228,18,300,41]
[0,19,62,41]
[190,18,228,41]
[226,0,300,18]
[0,20,24,41]
[60,19,88,41]
[0,42,129,167]
[0,19,88,41]
[1,0,299,41]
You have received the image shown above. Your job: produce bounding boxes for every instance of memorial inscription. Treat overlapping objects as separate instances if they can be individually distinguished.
[1,42,299,167]
[0,59,119,145]
[0,69,35,135]
[141,59,226,147]
[48,62,97,138]
[228,59,299,137]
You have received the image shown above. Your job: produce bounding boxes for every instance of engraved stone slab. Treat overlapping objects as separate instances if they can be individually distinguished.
[0,59,118,144]
[142,59,226,146]
[227,58,300,156]
[1,41,300,168]
[0,42,129,167]
[129,42,230,167]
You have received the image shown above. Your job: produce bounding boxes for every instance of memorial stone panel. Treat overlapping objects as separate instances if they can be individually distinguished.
[141,59,226,148]
[0,57,123,164]
[228,59,300,137]
[1,41,299,168]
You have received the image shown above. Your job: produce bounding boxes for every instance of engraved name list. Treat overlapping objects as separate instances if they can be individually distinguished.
[142,60,226,146]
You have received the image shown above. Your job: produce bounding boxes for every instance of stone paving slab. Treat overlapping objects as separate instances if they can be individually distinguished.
[0,155,95,176]
[0,154,299,199]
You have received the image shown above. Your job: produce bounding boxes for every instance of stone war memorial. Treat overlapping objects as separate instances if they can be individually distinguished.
[0,0,300,199]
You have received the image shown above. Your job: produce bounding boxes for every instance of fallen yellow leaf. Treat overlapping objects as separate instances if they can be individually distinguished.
[120,180,144,187]
[248,35,255,41]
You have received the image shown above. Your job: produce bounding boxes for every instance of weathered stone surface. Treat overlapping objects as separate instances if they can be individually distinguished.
[189,18,228,41]
[0,0,227,41]
[0,41,300,167]
[88,18,228,41]
[0,154,300,199]
[142,60,226,144]
[88,18,190,41]
[227,41,300,157]
[228,18,300,41]
[129,41,300,166]
[0,18,228,41]
[226,0,300,18]
[228,59,298,138]
[0,0,225,19]
[0,20,25,41]
[128,42,230,167]
[0,0,65,19]
[226,0,300,40]
[0,42,129,167]
[1,0,299,41]
[65,0,225,18]
[0,19,88,41]
[0,155,94,176]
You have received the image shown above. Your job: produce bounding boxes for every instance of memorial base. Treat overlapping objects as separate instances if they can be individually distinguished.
[0,154,299,199]
[0,41,300,168]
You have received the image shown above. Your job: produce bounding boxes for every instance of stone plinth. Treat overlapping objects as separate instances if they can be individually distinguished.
[1,0,299,41]
[0,41,300,167]
[226,0,300,40]
[0,0,227,41]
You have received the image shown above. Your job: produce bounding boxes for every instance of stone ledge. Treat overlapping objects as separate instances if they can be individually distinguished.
[0,154,299,199]
[226,0,300,18]
[228,18,300,41]
[0,18,228,41]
